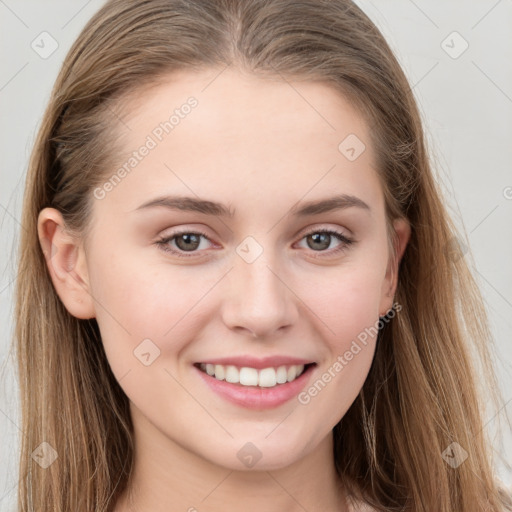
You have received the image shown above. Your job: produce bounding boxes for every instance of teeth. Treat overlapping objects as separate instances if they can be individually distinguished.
[198,363,307,388]
[259,368,276,387]
[276,366,288,384]
[239,367,258,386]
[214,364,225,380]
[225,365,239,383]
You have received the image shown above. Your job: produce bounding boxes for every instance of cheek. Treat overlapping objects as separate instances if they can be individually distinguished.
[88,250,216,371]
[291,259,386,417]
[299,258,386,344]
[295,311,380,432]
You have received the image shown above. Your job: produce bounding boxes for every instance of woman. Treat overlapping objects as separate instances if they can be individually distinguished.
[15,0,511,510]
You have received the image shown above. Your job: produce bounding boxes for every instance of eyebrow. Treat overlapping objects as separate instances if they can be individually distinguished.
[134,193,371,217]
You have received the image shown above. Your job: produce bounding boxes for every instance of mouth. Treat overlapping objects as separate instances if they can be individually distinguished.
[193,362,316,389]
[193,360,317,409]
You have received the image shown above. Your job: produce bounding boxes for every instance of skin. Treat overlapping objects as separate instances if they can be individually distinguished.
[38,67,410,512]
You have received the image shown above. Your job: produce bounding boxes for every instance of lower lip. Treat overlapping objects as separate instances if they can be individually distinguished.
[194,364,316,410]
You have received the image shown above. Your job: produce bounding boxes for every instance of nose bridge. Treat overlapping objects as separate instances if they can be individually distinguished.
[221,237,298,337]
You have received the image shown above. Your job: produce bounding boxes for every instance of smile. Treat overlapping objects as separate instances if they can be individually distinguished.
[196,363,311,388]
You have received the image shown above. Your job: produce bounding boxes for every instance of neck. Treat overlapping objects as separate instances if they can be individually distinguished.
[115,406,349,512]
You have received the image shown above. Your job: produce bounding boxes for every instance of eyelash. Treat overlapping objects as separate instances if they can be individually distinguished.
[155,228,354,259]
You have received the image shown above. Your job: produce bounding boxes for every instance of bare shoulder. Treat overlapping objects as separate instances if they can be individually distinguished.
[353,505,380,512]
[342,479,382,511]
[346,496,381,512]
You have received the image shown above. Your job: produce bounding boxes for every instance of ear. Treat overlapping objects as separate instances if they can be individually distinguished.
[37,207,96,319]
[379,217,410,316]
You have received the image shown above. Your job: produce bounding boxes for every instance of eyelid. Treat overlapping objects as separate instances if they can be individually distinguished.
[294,226,353,257]
[155,227,215,258]
[296,222,352,239]
[155,224,354,258]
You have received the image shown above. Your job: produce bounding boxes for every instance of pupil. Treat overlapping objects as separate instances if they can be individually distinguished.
[309,233,329,250]
[177,233,200,251]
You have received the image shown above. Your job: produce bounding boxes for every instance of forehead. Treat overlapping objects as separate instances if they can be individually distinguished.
[95,68,384,220]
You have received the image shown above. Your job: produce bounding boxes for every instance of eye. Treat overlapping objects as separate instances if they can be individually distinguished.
[296,228,354,257]
[155,227,354,258]
[156,229,214,258]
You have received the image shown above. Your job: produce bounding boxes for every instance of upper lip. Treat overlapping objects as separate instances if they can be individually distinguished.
[196,356,315,370]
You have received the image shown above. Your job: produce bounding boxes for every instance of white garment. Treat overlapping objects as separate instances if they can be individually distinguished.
[346,497,380,511]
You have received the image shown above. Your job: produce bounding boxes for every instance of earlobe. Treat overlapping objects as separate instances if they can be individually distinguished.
[379,217,411,316]
[37,208,96,319]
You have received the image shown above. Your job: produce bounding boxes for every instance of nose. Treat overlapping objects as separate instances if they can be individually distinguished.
[221,250,299,339]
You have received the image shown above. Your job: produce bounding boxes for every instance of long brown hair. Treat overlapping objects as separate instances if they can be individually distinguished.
[14,0,512,510]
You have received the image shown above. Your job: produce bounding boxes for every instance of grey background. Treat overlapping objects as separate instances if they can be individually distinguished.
[1,1,511,509]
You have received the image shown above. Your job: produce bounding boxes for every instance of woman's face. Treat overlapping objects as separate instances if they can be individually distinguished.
[46,68,409,471]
